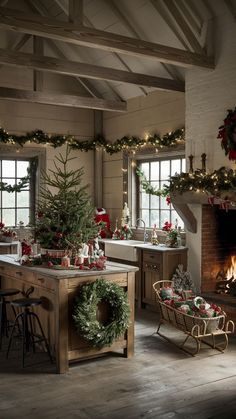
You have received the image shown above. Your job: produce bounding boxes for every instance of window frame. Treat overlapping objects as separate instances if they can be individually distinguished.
[123,147,185,228]
[0,147,45,227]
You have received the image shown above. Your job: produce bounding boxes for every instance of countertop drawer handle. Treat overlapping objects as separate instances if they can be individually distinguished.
[15,271,22,276]
[37,277,45,283]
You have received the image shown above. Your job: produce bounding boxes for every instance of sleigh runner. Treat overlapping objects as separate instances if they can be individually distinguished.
[153,280,235,356]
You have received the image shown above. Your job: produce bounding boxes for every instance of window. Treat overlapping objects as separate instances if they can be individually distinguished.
[137,156,186,229]
[0,158,36,227]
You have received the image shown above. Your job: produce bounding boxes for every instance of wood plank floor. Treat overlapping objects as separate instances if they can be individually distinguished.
[1,308,236,419]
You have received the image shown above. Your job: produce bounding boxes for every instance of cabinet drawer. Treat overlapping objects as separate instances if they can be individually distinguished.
[0,265,55,292]
[143,251,162,264]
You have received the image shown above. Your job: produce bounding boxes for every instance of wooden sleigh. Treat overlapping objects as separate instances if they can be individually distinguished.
[153,280,235,356]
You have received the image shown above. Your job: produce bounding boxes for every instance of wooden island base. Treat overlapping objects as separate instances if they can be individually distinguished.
[0,256,137,373]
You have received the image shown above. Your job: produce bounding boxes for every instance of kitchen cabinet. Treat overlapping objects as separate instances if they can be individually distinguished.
[141,247,188,309]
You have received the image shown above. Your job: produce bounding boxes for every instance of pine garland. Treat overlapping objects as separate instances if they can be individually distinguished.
[137,166,236,202]
[0,126,185,155]
[0,176,29,192]
[73,278,130,348]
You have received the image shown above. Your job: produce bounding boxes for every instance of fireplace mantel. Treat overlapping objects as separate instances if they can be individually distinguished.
[171,191,236,233]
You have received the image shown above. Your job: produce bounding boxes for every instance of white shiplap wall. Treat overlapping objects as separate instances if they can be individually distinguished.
[103,90,185,229]
[185,7,236,292]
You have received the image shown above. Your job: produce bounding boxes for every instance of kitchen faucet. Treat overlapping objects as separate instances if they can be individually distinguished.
[135,218,148,243]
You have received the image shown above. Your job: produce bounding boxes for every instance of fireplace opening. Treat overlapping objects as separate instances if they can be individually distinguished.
[201,205,236,293]
[216,255,236,295]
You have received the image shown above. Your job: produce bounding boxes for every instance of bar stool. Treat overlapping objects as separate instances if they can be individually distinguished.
[6,298,53,367]
[0,288,20,349]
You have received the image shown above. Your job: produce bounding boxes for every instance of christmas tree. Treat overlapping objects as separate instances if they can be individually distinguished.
[35,146,100,256]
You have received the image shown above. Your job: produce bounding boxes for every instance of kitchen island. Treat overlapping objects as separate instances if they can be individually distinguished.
[0,255,138,373]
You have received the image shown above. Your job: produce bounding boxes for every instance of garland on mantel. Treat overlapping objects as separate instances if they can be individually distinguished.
[0,126,185,155]
[137,166,236,205]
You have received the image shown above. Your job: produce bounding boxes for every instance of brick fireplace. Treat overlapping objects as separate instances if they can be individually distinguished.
[201,204,236,326]
[201,205,236,293]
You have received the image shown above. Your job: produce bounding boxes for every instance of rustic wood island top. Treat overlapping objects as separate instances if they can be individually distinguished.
[0,256,138,373]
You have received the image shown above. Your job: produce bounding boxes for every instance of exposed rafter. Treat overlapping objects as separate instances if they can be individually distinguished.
[25,0,102,99]
[0,48,185,92]
[150,0,190,51]
[69,0,83,25]
[177,0,202,35]
[0,6,214,69]
[55,0,144,98]
[224,0,236,20]
[0,86,127,112]
[26,0,122,101]
[162,0,203,53]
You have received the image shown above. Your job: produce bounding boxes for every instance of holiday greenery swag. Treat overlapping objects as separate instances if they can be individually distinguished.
[137,166,236,205]
[218,107,236,160]
[35,146,100,256]
[0,126,184,155]
[73,278,130,348]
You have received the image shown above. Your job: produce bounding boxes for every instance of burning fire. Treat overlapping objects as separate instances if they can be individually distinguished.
[226,255,236,280]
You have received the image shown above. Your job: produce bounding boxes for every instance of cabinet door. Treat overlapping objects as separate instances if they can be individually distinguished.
[142,251,162,308]
[142,269,160,307]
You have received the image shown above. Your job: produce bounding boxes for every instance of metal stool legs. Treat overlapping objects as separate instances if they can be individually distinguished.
[7,308,53,367]
[0,297,19,349]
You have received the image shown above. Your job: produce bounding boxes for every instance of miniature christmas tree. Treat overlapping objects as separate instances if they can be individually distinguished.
[35,146,100,256]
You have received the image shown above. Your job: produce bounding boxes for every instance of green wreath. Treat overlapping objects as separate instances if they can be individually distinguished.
[73,278,130,348]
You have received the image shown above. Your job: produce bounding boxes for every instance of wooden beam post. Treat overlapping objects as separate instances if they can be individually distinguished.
[33,36,43,91]
[94,110,103,208]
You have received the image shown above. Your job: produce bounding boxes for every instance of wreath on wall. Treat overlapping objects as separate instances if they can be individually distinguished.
[218,107,236,160]
[73,278,130,348]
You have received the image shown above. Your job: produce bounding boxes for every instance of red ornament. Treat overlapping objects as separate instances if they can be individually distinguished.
[47,261,54,267]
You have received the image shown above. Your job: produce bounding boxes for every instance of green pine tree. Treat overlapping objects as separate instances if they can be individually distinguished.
[35,146,100,255]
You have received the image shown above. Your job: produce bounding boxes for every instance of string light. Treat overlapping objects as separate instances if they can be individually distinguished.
[0,126,185,155]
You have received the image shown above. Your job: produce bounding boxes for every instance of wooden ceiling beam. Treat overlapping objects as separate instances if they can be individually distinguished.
[0,48,185,92]
[69,0,83,25]
[25,0,103,100]
[0,6,214,69]
[0,86,127,112]
[163,0,203,53]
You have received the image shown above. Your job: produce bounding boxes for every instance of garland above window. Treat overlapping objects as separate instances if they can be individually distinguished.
[218,107,236,160]
[137,166,236,204]
[0,126,184,155]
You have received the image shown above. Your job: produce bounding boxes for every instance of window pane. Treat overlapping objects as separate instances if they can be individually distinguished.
[140,209,149,226]
[150,210,159,227]
[160,196,169,210]
[181,158,186,172]
[171,159,181,175]
[2,208,15,226]
[2,191,15,208]
[17,161,29,177]
[140,192,149,208]
[1,178,15,186]
[2,160,15,177]
[150,194,159,208]
[160,210,171,227]
[171,211,184,229]
[160,160,170,180]
[140,162,149,178]
[17,190,29,207]
[17,208,30,226]
[150,161,159,180]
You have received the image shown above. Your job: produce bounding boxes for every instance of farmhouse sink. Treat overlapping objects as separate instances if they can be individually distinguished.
[103,239,149,262]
